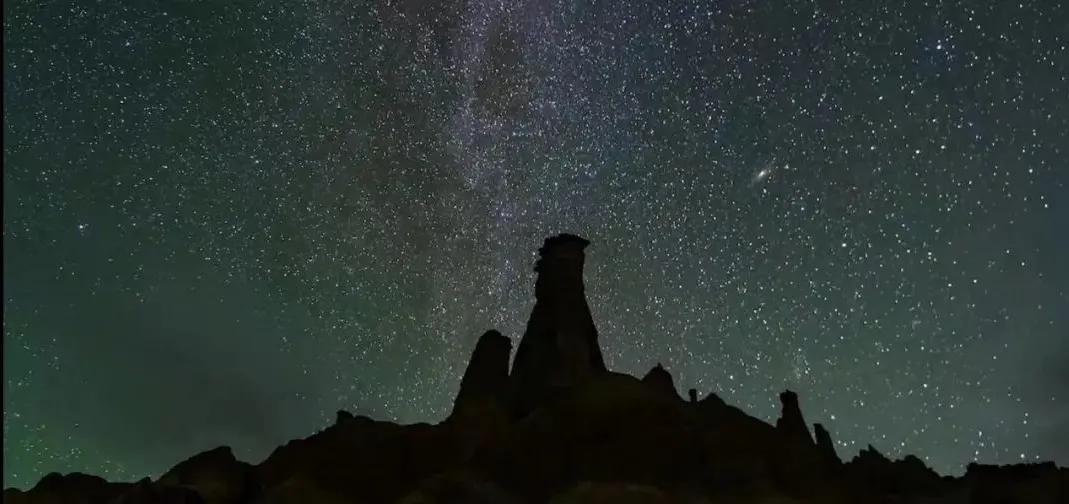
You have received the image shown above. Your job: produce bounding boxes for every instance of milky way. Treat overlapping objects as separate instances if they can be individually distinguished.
[3,0,1068,489]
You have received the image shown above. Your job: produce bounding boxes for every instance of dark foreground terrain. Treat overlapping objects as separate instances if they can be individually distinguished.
[5,234,1066,504]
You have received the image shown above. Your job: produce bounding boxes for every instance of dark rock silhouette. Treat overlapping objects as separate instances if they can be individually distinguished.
[813,422,843,467]
[696,389,727,409]
[451,330,513,422]
[509,234,606,419]
[842,444,948,496]
[2,472,135,503]
[775,389,815,445]
[5,233,1068,504]
[641,363,680,400]
[769,391,828,498]
[962,462,1069,504]
[155,446,257,503]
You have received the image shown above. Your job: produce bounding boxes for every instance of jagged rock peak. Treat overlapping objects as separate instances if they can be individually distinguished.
[814,423,842,467]
[776,389,815,445]
[641,363,680,399]
[845,444,947,495]
[509,234,607,419]
[452,330,513,419]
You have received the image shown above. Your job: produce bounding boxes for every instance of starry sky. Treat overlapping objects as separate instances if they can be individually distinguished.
[4,0,1068,490]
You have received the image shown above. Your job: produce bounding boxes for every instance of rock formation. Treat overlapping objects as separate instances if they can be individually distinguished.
[4,233,1067,504]
[813,423,843,468]
[641,363,680,400]
[155,446,257,503]
[508,233,606,419]
[450,330,512,421]
[769,391,829,498]
[775,390,814,445]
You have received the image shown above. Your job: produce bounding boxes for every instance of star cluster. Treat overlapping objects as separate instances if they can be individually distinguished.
[4,0,1068,489]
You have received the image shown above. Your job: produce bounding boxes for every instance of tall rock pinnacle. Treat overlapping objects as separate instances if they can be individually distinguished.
[776,390,816,445]
[509,234,606,418]
[451,330,513,421]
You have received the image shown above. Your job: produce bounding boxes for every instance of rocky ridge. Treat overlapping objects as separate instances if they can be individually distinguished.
[5,234,1066,504]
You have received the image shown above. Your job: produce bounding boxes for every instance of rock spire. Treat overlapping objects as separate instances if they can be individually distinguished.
[508,233,606,418]
[776,390,815,445]
[451,330,513,420]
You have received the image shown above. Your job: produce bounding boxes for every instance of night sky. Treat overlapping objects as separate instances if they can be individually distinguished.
[4,0,1068,490]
